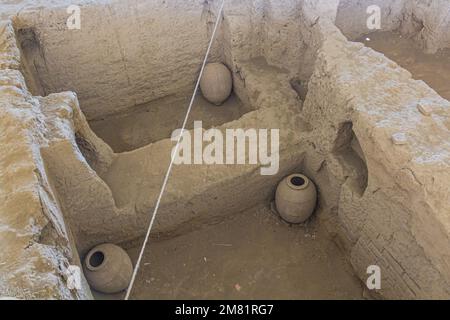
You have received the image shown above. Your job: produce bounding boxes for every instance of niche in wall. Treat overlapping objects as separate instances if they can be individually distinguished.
[333,122,368,197]
[15,27,47,96]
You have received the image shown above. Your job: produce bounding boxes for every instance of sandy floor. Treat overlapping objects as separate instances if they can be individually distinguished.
[89,93,250,152]
[358,32,450,101]
[105,205,364,300]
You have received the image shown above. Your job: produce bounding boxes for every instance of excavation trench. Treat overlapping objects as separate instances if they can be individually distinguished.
[1,0,450,300]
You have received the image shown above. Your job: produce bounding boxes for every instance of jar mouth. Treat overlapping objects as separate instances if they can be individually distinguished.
[286,174,309,190]
[86,249,107,271]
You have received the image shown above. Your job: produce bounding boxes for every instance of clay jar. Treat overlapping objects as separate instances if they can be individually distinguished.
[83,243,133,294]
[275,174,317,224]
[200,62,233,105]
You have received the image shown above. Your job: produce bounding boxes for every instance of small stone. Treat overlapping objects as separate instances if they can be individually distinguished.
[391,133,408,145]
[417,103,433,116]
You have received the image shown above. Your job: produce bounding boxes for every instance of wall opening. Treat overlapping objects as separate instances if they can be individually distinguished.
[333,122,368,197]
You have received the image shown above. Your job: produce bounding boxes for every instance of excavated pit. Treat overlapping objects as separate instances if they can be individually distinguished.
[1,0,450,300]
[90,93,250,152]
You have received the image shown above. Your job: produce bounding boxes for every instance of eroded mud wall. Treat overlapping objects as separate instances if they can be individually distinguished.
[13,0,225,120]
[336,0,407,39]
[336,0,450,53]
[0,20,92,299]
[402,0,450,53]
[302,20,450,299]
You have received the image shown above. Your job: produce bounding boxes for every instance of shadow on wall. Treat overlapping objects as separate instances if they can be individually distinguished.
[333,122,368,197]
[16,27,47,96]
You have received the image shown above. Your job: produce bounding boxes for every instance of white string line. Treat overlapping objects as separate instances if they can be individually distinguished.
[124,0,226,300]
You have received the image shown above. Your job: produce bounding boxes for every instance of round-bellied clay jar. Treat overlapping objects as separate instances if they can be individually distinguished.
[275,174,317,224]
[200,62,233,105]
[83,243,133,294]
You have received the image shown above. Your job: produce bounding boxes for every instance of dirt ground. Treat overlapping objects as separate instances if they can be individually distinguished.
[95,205,365,300]
[89,93,250,152]
[358,31,450,101]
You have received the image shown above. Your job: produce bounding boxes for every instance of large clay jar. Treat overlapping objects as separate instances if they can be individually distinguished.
[275,174,317,224]
[83,243,133,294]
[200,62,233,105]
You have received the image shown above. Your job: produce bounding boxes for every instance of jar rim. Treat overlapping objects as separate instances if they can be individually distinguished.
[286,174,310,190]
[85,248,108,271]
